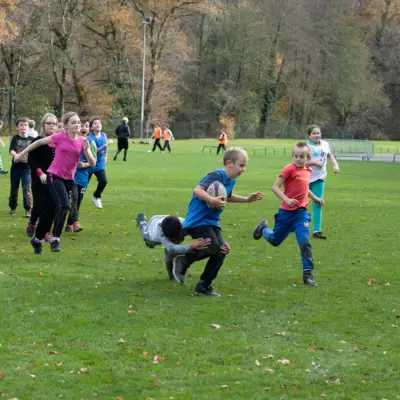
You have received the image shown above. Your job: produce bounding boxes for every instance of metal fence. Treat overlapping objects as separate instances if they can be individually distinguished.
[103,120,375,140]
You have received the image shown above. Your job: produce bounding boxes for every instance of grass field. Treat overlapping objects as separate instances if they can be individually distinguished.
[1,139,400,399]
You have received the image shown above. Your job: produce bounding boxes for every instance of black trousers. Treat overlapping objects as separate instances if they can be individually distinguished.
[216,144,226,154]
[89,169,107,198]
[67,184,86,225]
[9,166,31,211]
[182,225,226,285]
[48,174,73,238]
[163,140,171,152]
[152,138,163,152]
[32,181,55,241]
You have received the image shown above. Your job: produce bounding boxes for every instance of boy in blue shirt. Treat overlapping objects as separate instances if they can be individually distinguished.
[173,147,263,296]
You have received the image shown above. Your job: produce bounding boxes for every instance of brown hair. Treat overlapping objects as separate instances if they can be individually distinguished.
[16,117,29,126]
[223,147,248,165]
[307,124,320,136]
[89,116,101,128]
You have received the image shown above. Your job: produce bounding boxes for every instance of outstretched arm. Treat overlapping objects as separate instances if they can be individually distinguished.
[13,136,53,162]
[228,192,263,203]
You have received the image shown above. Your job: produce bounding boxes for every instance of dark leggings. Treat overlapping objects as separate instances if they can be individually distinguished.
[152,138,163,152]
[32,181,55,240]
[67,184,86,225]
[89,169,107,198]
[216,144,226,154]
[163,141,171,152]
[47,174,73,238]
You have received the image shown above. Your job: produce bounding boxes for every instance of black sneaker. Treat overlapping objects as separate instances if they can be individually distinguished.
[303,272,318,287]
[26,222,36,237]
[50,239,61,252]
[136,213,146,227]
[253,220,268,240]
[313,231,327,240]
[30,238,43,255]
[194,280,221,297]
[10,209,16,216]
[172,256,187,283]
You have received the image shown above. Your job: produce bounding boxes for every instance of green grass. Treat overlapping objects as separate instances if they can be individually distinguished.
[1,140,400,399]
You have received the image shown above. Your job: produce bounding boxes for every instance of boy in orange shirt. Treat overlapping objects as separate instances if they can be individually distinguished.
[253,142,324,286]
[162,124,174,153]
[149,122,163,153]
[217,128,227,155]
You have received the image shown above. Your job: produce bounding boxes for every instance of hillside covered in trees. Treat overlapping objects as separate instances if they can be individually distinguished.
[1,0,400,139]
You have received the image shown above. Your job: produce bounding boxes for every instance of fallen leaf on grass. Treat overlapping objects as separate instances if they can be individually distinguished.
[107,332,116,337]
[278,359,290,365]
[48,351,58,355]
[255,360,261,367]
[127,310,136,314]
[320,394,327,398]
[265,368,275,374]
[211,324,221,329]
[115,397,125,400]
[262,354,274,360]
[143,351,149,356]
[152,355,161,364]
[0,371,5,377]
[118,338,125,343]
[79,368,88,373]
[29,373,36,378]
[220,385,231,389]
[384,282,390,286]
[176,362,184,366]
[367,278,375,286]
[57,361,64,367]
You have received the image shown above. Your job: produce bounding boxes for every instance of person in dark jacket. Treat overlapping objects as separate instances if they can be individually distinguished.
[114,117,130,161]
[26,113,57,246]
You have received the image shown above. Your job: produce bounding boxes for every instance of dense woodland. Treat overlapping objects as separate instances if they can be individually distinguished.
[1,0,400,139]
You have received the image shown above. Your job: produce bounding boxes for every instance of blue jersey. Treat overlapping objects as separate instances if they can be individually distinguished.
[73,137,95,187]
[183,169,236,229]
[88,131,107,172]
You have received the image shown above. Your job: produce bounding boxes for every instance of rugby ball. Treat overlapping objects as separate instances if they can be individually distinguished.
[206,181,227,210]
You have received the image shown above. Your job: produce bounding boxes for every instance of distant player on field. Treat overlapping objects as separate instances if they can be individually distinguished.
[307,125,340,239]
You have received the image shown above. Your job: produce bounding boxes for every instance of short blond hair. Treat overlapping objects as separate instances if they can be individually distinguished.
[293,141,310,156]
[223,147,248,165]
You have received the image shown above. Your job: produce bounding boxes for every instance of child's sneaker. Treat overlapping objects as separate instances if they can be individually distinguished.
[92,196,103,209]
[50,239,61,252]
[26,222,36,237]
[312,231,327,240]
[73,221,83,232]
[65,224,73,232]
[253,220,268,240]
[10,209,16,216]
[30,237,43,255]
[303,272,318,287]
[25,210,31,218]
[172,256,187,283]
[0,169,8,174]
[194,280,221,297]
[136,213,147,227]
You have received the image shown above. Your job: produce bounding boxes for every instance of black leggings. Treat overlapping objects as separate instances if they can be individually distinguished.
[217,144,226,154]
[67,184,86,225]
[89,169,107,198]
[163,140,171,152]
[32,181,55,240]
[47,174,73,238]
[152,138,163,152]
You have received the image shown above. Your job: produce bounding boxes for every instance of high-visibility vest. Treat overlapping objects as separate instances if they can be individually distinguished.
[153,127,161,139]
[163,129,171,141]
[219,133,227,145]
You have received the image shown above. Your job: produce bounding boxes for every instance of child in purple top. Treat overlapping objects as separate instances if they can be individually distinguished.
[14,112,96,253]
